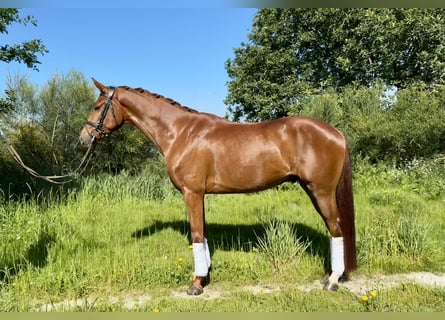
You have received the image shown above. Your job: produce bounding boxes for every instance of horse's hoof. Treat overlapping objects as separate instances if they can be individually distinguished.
[186,285,204,296]
[321,273,343,291]
[323,281,339,291]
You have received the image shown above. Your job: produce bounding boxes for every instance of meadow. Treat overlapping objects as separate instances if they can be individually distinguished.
[0,156,444,312]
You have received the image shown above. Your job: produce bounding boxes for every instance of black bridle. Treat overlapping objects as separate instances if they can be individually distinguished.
[85,86,116,143]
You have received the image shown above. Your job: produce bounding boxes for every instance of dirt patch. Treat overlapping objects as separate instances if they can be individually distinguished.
[171,285,224,300]
[297,272,445,296]
[37,293,152,312]
[35,272,445,311]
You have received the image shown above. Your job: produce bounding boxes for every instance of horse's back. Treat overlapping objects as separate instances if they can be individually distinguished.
[205,116,345,155]
[169,115,346,193]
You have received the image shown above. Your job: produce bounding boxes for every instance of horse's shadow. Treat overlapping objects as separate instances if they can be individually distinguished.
[132,220,330,273]
[0,230,55,283]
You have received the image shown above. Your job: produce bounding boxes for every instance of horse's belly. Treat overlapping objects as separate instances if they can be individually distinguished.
[205,155,291,193]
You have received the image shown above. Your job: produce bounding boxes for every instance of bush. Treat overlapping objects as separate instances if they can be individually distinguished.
[292,82,445,163]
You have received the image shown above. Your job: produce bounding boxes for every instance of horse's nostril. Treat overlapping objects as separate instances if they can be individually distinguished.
[79,133,93,147]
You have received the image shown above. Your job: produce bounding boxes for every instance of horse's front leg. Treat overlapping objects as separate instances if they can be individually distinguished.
[182,189,211,295]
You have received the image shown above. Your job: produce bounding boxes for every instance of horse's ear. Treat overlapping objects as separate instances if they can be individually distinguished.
[91,78,107,94]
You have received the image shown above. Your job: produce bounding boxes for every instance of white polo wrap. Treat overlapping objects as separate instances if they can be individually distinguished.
[204,237,211,267]
[330,236,345,275]
[192,238,211,277]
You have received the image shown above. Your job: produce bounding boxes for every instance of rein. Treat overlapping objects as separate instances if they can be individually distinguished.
[0,88,116,185]
[2,135,95,185]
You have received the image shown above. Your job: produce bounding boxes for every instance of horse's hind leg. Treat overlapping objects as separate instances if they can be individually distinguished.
[302,184,345,291]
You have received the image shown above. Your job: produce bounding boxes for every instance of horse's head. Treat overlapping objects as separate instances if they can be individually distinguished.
[80,78,126,146]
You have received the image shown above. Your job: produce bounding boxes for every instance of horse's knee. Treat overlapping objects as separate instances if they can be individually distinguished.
[191,233,204,243]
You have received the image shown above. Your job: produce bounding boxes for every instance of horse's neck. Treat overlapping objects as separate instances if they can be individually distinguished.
[121,92,186,155]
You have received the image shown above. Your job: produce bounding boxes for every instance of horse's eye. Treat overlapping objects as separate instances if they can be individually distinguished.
[93,93,107,110]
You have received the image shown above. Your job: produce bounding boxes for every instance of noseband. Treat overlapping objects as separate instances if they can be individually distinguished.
[85,86,116,143]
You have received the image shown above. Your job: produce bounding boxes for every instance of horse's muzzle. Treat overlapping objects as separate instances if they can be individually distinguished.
[79,128,97,147]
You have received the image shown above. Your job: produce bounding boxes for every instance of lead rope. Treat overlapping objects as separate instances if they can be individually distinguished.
[1,129,95,185]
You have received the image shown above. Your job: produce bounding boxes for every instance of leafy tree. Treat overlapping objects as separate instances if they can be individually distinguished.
[225,8,445,121]
[0,9,48,70]
[0,9,48,117]
[291,82,445,163]
[37,71,97,171]
[0,72,94,197]
[2,71,158,179]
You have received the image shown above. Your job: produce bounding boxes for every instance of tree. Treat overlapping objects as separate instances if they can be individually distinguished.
[37,71,97,170]
[3,71,158,177]
[0,9,48,117]
[0,9,48,70]
[291,82,445,162]
[225,8,445,121]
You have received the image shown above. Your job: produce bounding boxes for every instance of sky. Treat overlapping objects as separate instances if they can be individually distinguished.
[0,8,257,116]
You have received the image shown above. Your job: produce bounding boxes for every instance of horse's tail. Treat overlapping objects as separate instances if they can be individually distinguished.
[336,145,357,275]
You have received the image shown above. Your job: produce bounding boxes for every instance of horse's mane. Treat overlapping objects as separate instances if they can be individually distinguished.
[119,85,200,114]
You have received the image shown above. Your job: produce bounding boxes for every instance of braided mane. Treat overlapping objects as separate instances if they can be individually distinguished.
[119,85,199,114]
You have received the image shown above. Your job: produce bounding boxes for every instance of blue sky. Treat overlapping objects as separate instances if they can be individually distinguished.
[0,8,257,116]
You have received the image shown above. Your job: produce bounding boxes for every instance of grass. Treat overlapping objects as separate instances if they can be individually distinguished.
[255,219,312,272]
[0,156,444,311]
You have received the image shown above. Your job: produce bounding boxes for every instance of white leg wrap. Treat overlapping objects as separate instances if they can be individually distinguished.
[193,242,209,277]
[204,237,211,268]
[330,236,345,275]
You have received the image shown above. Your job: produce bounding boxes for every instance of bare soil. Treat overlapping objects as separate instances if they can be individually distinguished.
[297,271,445,296]
[36,272,445,311]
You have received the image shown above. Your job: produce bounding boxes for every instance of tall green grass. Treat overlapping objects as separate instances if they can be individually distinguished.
[255,219,311,271]
[0,156,444,311]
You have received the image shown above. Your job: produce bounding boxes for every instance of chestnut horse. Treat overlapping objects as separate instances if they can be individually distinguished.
[80,79,357,295]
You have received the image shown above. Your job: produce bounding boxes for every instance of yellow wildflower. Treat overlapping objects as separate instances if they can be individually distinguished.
[361,295,369,302]
[370,290,377,297]
[153,308,160,312]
